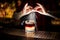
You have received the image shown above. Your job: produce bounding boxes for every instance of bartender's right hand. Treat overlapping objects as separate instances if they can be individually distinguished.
[22,3,33,14]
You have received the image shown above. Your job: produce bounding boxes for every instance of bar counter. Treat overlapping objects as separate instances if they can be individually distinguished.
[0,28,60,40]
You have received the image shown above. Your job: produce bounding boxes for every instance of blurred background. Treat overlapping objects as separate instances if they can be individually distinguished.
[0,0,60,17]
[0,0,60,31]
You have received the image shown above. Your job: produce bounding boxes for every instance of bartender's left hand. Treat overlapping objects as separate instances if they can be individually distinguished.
[34,3,46,13]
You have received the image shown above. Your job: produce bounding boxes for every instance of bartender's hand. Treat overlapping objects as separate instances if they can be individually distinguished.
[34,3,57,19]
[34,3,46,13]
[23,3,33,14]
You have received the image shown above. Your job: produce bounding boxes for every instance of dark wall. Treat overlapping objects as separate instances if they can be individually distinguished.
[0,0,60,11]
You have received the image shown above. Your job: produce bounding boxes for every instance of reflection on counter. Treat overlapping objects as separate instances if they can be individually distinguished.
[25,32,35,38]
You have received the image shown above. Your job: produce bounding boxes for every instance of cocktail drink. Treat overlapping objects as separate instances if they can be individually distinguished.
[25,20,35,32]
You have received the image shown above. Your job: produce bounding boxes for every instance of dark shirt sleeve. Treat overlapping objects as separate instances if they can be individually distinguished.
[36,13,54,31]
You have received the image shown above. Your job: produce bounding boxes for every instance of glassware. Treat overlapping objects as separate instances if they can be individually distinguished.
[25,20,35,32]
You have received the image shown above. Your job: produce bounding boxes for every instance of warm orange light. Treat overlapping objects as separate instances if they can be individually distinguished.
[51,19,60,25]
